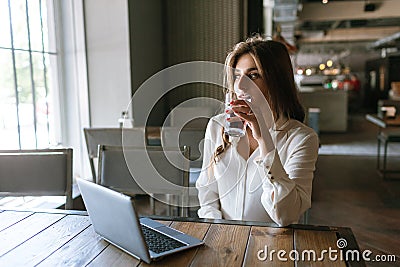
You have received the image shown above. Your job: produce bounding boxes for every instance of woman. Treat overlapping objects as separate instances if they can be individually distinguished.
[196,36,319,226]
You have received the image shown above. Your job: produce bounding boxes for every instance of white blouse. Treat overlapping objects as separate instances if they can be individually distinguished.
[196,114,319,226]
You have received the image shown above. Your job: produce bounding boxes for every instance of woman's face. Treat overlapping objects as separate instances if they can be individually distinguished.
[233,53,268,99]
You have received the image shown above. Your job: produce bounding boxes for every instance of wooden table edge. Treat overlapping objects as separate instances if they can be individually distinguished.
[0,207,88,216]
[1,209,355,232]
[0,210,357,234]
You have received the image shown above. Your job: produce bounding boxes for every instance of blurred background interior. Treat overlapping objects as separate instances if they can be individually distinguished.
[2,0,400,156]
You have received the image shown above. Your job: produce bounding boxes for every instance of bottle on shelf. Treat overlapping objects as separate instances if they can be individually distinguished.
[118,111,134,128]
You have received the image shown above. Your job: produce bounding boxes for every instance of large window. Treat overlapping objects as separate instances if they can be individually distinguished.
[0,0,59,149]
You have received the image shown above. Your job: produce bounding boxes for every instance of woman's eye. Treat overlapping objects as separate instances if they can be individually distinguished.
[249,73,260,80]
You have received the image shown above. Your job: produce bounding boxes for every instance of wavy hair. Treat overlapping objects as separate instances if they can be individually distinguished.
[213,35,304,162]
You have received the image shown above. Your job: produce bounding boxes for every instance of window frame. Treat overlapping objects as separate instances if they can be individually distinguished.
[0,0,62,149]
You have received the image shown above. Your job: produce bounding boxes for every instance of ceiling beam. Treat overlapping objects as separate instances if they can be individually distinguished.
[330,20,341,30]
[299,0,400,22]
[299,26,400,43]
[369,31,400,48]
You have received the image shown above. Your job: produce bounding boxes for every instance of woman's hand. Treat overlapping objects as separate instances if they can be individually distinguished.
[230,99,261,138]
[231,99,275,155]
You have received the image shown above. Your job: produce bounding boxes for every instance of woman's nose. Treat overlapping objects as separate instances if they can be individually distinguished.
[235,75,250,92]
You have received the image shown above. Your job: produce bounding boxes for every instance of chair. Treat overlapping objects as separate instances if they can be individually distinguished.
[0,148,73,209]
[375,100,400,179]
[161,127,206,169]
[161,128,205,216]
[98,145,190,216]
[298,209,310,225]
[170,107,212,129]
[83,127,146,182]
[377,129,400,179]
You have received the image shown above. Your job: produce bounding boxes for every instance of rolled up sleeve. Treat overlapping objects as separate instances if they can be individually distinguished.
[256,133,319,226]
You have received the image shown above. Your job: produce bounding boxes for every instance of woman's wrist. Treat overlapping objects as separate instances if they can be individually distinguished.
[256,134,274,157]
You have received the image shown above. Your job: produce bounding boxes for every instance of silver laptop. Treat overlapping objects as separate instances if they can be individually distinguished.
[77,178,204,263]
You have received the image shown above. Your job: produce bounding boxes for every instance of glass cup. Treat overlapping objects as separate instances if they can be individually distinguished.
[224,91,251,137]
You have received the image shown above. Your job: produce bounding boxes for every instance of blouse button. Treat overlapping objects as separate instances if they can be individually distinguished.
[270,176,274,180]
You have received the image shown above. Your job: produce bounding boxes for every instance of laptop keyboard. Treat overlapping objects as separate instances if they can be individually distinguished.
[141,224,186,254]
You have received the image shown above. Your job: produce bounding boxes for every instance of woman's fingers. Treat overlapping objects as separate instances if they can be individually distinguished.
[231,99,248,105]
[235,112,253,122]
[231,106,252,115]
[230,100,264,135]
[231,100,252,115]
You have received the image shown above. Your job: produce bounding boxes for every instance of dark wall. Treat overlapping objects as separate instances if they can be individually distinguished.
[247,0,264,35]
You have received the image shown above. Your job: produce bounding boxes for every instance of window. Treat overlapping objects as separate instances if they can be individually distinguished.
[0,0,59,149]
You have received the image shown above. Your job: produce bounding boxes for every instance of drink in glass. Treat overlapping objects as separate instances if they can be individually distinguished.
[224,91,251,137]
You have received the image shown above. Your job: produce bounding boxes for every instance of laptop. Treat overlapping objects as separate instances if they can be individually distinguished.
[76,178,204,263]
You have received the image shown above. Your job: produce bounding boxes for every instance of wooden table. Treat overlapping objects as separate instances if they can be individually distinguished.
[0,208,365,266]
[365,114,400,128]
[365,114,400,179]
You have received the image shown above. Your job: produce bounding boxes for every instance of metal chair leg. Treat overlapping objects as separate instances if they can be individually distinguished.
[149,193,155,215]
[180,193,189,217]
[304,209,310,224]
[383,140,388,179]
[166,194,172,216]
[89,161,96,183]
[377,135,381,170]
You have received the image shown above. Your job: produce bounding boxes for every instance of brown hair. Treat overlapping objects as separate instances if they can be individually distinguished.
[213,35,304,162]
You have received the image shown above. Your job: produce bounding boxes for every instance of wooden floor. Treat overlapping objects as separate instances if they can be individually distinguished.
[310,114,400,266]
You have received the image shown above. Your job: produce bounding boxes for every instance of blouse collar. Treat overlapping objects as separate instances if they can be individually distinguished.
[273,116,290,131]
